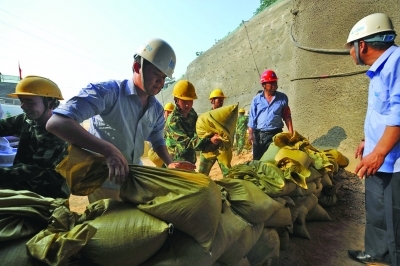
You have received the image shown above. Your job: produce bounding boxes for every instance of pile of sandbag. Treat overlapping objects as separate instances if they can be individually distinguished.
[17,145,270,265]
[223,130,349,245]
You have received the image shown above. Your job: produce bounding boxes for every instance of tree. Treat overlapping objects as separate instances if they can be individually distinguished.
[254,0,278,15]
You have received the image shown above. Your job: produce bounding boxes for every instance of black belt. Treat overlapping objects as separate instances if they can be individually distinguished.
[255,128,281,133]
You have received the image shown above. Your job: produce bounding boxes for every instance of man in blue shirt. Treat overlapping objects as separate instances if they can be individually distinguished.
[46,38,195,202]
[345,13,400,265]
[247,69,293,160]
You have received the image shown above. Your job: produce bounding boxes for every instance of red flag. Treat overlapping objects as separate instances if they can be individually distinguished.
[18,61,22,80]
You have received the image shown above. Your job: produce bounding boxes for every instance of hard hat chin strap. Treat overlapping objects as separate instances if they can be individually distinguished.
[354,41,365,65]
[140,57,152,96]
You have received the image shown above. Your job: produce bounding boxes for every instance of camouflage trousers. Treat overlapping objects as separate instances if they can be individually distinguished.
[235,132,247,155]
[0,163,70,199]
[198,151,231,177]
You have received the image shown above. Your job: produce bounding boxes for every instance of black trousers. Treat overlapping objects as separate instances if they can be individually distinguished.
[252,128,282,160]
[365,172,400,265]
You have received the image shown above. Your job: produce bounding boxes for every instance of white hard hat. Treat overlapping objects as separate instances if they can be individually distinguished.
[345,13,396,47]
[135,38,176,78]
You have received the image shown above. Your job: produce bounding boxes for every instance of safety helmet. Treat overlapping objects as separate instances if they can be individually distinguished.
[239,108,245,113]
[8,76,64,100]
[209,88,226,99]
[135,38,176,78]
[172,80,197,100]
[164,102,175,112]
[345,13,396,47]
[260,69,278,84]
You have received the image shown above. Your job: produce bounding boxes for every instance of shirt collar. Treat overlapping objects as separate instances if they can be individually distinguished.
[366,45,397,78]
[126,78,157,105]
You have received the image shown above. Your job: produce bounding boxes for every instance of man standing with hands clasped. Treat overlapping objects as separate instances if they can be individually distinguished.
[345,13,400,266]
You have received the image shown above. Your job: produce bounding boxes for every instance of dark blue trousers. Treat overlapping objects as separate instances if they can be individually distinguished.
[252,128,282,160]
[365,172,400,265]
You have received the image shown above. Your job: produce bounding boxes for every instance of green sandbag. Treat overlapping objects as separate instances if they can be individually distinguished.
[0,237,47,266]
[216,178,283,223]
[259,143,280,163]
[0,189,67,242]
[140,200,249,266]
[226,161,286,197]
[217,222,264,265]
[81,200,170,266]
[247,227,280,266]
[120,165,222,252]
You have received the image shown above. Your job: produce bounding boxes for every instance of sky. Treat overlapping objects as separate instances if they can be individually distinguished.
[0,0,260,101]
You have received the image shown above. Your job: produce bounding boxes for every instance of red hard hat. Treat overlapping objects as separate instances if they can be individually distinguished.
[260,69,278,83]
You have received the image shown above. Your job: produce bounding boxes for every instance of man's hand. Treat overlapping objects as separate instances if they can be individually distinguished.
[354,140,365,160]
[354,150,385,179]
[105,149,129,185]
[168,161,196,171]
[210,134,222,145]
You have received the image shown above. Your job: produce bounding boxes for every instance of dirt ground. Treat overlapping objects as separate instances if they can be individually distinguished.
[69,150,371,266]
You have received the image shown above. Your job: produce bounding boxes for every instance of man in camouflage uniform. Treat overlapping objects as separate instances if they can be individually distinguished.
[0,76,69,199]
[198,88,230,176]
[235,108,249,155]
[165,80,200,164]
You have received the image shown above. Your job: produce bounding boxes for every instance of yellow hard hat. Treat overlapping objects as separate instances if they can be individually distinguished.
[239,108,245,113]
[8,75,64,100]
[135,38,176,78]
[172,80,197,100]
[209,88,226,99]
[164,102,175,112]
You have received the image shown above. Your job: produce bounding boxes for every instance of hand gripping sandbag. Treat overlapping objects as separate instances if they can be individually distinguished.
[55,145,108,196]
[196,104,238,152]
[120,165,222,252]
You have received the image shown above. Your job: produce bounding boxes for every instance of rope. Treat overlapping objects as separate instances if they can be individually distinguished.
[242,20,261,76]
[290,70,366,81]
[290,21,349,55]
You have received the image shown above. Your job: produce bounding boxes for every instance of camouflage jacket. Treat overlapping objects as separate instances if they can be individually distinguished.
[165,108,199,164]
[0,113,68,169]
[236,115,249,135]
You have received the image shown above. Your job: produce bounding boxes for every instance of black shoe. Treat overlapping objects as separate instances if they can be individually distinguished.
[347,250,379,264]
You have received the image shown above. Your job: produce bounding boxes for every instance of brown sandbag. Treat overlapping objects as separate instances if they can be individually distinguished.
[295,193,319,226]
[264,206,292,228]
[55,145,108,196]
[140,200,249,266]
[246,227,280,266]
[120,165,221,252]
[0,189,68,242]
[80,200,170,266]
[0,237,47,266]
[217,222,264,265]
[216,178,283,223]
[306,204,332,222]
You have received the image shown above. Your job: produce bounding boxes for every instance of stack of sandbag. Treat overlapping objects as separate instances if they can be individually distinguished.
[0,190,71,265]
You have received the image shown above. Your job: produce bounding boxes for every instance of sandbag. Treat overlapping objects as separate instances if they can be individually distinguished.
[294,193,319,226]
[120,165,221,252]
[0,237,47,266]
[148,147,164,167]
[259,143,280,163]
[246,227,280,266]
[324,149,349,167]
[55,145,108,196]
[306,204,332,222]
[275,148,314,169]
[140,200,249,266]
[0,189,68,242]
[80,200,170,266]
[216,178,283,223]
[264,206,292,228]
[196,104,238,154]
[217,222,264,265]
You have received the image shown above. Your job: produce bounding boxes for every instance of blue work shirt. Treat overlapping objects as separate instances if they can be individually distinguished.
[364,45,400,173]
[247,91,289,131]
[53,79,166,188]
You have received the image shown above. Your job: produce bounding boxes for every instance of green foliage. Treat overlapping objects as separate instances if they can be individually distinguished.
[196,51,204,56]
[254,0,278,15]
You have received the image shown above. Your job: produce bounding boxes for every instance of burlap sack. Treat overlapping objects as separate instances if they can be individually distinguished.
[55,145,108,196]
[120,165,221,252]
